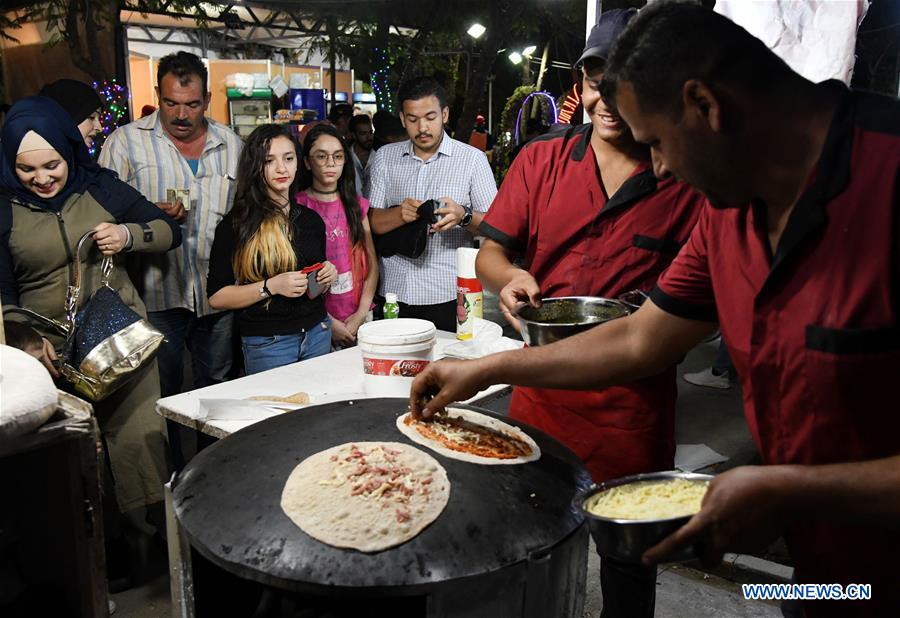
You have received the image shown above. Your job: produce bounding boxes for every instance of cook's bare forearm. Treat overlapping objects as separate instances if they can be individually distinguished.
[474,302,713,391]
[473,319,652,391]
[475,240,519,295]
[777,455,900,528]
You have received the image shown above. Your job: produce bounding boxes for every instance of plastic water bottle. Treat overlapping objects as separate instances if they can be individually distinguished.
[383,293,399,319]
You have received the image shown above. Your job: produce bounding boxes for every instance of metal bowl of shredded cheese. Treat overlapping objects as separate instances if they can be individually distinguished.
[574,471,713,564]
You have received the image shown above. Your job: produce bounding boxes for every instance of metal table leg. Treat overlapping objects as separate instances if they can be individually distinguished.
[165,474,195,618]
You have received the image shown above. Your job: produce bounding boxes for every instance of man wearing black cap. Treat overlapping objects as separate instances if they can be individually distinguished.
[474,10,706,616]
[39,79,103,150]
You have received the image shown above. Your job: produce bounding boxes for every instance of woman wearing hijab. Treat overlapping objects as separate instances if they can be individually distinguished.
[39,78,103,149]
[0,96,181,518]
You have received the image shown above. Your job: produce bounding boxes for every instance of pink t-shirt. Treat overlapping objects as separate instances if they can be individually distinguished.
[296,191,370,321]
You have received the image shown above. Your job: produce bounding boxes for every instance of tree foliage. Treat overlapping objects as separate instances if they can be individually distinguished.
[493,84,535,183]
[10,1,224,80]
[15,0,585,135]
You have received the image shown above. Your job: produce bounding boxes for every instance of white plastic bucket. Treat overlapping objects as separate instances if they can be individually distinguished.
[357,318,437,397]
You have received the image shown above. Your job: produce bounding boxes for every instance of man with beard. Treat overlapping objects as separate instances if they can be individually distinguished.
[368,76,496,331]
[412,3,900,617]
[475,10,705,616]
[348,114,374,196]
[100,51,243,466]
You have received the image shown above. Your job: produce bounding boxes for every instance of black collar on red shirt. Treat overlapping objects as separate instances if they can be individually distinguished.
[564,122,659,215]
[571,122,592,162]
[767,81,852,279]
[517,122,658,220]
[601,168,658,216]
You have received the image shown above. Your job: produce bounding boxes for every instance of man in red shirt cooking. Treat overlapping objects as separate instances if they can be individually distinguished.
[412,3,900,617]
[477,9,704,617]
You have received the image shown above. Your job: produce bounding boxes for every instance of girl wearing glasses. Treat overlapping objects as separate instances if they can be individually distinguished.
[208,124,337,373]
[296,123,378,348]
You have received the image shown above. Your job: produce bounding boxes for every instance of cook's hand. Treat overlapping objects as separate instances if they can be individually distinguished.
[317,261,337,289]
[93,222,128,255]
[40,337,60,378]
[643,466,789,566]
[268,271,308,298]
[499,271,541,332]
[432,197,465,233]
[409,358,487,420]
[331,318,356,347]
[156,201,187,222]
[400,198,423,224]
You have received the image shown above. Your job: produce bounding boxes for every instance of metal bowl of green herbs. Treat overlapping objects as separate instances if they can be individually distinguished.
[515,296,630,347]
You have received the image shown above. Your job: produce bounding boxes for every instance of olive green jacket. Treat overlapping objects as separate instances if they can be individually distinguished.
[1,174,181,346]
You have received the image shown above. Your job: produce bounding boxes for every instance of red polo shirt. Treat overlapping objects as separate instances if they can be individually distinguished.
[653,86,900,617]
[481,123,704,482]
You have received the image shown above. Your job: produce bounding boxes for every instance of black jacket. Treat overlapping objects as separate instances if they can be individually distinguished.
[207,204,327,336]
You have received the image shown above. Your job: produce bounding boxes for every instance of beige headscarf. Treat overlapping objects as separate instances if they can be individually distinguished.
[16,130,55,155]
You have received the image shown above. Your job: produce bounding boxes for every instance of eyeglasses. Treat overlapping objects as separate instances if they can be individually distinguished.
[311,152,346,166]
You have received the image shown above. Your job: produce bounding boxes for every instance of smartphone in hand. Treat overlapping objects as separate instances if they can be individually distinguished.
[301,263,325,298]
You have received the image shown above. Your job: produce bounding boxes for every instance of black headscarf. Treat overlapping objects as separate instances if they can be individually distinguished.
[38,79,102,126]
[0,96,105,211]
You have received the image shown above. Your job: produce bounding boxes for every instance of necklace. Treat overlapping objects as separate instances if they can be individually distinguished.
[310,185,338,200]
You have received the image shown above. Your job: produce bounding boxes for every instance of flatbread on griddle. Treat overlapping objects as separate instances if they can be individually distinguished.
[396,408,541,465]
[281,442,450,552]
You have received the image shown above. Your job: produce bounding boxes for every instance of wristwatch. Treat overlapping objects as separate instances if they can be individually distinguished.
[458,204,474,228]
[260,278,273,298]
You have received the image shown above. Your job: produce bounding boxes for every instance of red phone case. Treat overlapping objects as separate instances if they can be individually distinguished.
[302,263,325,298]
[300,262,324,274]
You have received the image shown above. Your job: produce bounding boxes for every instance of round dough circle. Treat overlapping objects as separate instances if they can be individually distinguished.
[281,441,450,553]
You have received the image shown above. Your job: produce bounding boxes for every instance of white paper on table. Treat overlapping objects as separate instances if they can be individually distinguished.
[443,319,520,359]
[199,398,290,422]
[674,443,729,472]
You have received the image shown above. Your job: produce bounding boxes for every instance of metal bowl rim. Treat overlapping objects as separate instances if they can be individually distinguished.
[574,470,714,525]
[515,296,631,327]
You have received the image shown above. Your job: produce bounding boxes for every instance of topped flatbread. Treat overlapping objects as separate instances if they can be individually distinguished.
[396,408,541,465]
[281,442,450,552]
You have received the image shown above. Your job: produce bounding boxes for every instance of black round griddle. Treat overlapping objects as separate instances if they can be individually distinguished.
[173,398,592,595]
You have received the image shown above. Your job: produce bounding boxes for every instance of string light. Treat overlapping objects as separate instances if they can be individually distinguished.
[90,79,128,158]
[514,91,558,144]
[370,46,393,113]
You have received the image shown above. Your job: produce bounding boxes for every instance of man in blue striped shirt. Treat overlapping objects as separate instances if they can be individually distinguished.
[100,53,242,464]
[368,77,497,331]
